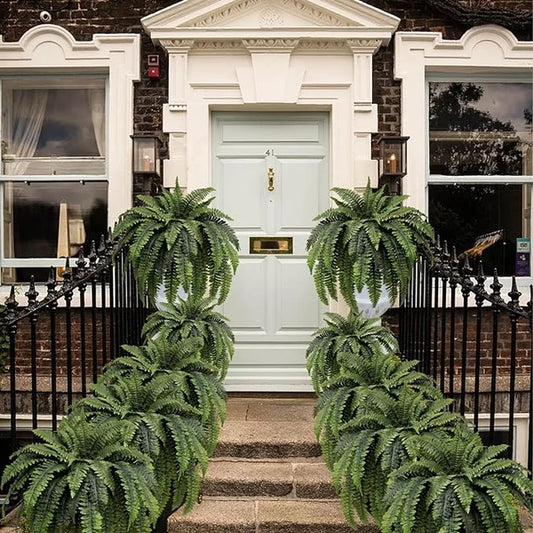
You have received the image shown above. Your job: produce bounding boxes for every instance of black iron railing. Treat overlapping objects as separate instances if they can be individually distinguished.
[0,236,150,453]
[399,238,532,477]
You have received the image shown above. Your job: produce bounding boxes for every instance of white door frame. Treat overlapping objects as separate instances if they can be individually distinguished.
[212,111,330,391]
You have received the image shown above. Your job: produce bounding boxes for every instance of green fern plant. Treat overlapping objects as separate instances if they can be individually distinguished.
[306,311,398,392]
[142,297,234,378]
[306,182,433,310]
[382,425,533,533]
[76,372,209,515]
[104,338,227,455]
[314,352,440,468]
[113,179,239,304]
[332,388,462,527]
[1,411,160,533]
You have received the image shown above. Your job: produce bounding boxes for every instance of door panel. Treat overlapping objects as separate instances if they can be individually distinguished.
[212,112,329,391]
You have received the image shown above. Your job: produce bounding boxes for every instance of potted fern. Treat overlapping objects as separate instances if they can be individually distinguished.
[382,425,533,533]
[306,310,398,392]
[142,297,234,379]
[1,411,160,533]
[306,182,433,316]
[113,179,239,306]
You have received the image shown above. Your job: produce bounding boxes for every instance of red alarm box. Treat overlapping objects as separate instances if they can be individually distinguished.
[148,55,160,78]
[148,66,160,78]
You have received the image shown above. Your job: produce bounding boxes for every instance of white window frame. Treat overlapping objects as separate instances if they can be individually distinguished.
[395,25,533,295]
[0,24,140,284]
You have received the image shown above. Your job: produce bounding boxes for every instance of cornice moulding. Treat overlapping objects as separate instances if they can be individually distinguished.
[143,0,399,50]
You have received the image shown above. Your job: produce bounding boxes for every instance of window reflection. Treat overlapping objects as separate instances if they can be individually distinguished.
[3,182,107,281]
[429,82,532,176]
[429,184,529,276]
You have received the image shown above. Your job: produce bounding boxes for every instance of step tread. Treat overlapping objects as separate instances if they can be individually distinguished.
[203,459,337,499]
[216,420,320,458]
[203,460,293,497]
[168,498,380,533]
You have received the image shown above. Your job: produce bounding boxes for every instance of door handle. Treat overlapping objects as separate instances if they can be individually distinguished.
[267,167,275,191]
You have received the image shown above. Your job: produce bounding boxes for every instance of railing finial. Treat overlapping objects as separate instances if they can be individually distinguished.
[508,276,521,311]
[25,276,39,307]
[98,234,106,257]
[5,286,19,321]
[489,268,503,305]
[46,267,58,297]
[88,240,98,269]
[62,257,73,285]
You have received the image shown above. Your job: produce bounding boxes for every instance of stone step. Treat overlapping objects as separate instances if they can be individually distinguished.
[215,419,320,458]
[168,497,379,533]
[202,458,336,499]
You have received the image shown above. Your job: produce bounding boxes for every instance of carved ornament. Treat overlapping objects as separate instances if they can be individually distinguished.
[281,0,351,26]
[346,39,382,53]
[192,40,244,51]
[243,39,299,52]
[159,39,194,52]
[191,0,261,27]
[259,7,284,27]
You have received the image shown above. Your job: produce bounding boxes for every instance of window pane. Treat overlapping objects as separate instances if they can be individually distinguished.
[3,181,107,261]
[429,82,532,176]
[429,184,530,276]
[1,79,106,175]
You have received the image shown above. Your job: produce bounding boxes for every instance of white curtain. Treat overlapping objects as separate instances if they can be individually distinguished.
[11,89,49,174]
[88,88,105,156]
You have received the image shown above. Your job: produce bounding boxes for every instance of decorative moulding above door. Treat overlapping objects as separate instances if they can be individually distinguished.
[141,0,400,48]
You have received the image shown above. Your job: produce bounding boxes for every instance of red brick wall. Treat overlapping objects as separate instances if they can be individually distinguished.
[385,307,532,377]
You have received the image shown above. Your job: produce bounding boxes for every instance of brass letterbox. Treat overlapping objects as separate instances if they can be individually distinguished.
[250,236,293,255]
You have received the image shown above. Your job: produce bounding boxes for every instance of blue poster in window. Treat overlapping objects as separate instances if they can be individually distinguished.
[516,238,530,276]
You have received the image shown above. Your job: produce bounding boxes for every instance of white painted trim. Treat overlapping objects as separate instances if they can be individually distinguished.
[394,25,533,214]
[224,366,314,392]
[141,0,399,40]
[0,25,141,229]
[464,412,530,468]
[394,25,533,291]
[145,0,396,195]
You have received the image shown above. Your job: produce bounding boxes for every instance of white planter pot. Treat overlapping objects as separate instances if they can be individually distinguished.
[354,285,393,318]
[155,283,187,311]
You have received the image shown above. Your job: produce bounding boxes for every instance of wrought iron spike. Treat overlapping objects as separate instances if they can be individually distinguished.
[76,248,87,268]
[4,285,19,325]
[98,234,106,256]
[440,240,451,278]
[476,260,485,279]
[463,254,472,276]
[449,246,461,288]
[46,267,57,295]
[474,261,486,307]
[75,248,88,280]
[6,286,19,312]
[88,240,98,267]
[489,268,503,304]
[62,257,73,284]
[508,276,521,309]
[460,254,474,296]
[25,276,39,306]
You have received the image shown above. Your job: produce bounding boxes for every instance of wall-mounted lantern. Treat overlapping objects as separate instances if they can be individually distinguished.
[132,134,163,193]
[377,136,409,195]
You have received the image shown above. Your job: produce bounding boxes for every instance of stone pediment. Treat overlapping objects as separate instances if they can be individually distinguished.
[142,0,399,45]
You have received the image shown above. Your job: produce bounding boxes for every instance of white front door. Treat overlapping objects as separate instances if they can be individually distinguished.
[212,112,329,391]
